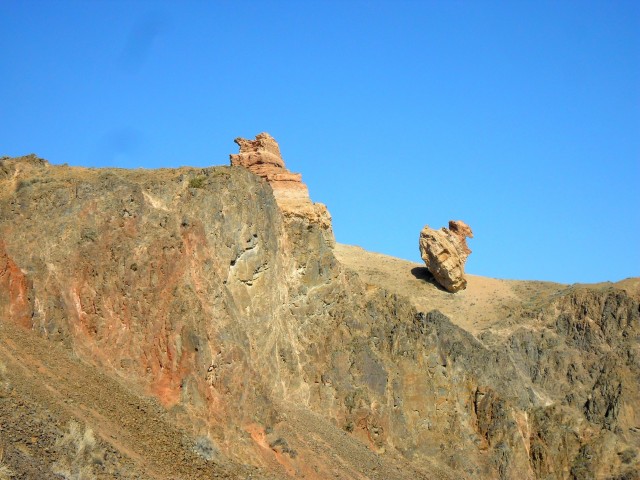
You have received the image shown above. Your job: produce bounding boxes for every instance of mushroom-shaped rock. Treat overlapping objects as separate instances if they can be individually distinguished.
[419,220,473,292]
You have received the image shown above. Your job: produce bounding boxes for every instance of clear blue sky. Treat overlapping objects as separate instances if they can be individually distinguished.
[1,1,638,283]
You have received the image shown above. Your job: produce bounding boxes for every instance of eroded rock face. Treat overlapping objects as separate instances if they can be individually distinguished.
[419,220,473,292]
[1,155,638,479]
[230,133,334,245]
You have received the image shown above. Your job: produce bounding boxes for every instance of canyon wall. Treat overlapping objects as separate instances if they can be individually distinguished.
[0,154,638,479]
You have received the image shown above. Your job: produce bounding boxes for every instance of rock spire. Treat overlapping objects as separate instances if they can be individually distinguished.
[230,133,334,244]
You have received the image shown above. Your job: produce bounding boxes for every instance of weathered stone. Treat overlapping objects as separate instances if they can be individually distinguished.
[448,220,473,260]
[230,133,334,244]
[419,220,473,292]
[1,153,638,479]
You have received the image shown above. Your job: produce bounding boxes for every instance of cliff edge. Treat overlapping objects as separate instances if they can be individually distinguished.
[0,152,638,479]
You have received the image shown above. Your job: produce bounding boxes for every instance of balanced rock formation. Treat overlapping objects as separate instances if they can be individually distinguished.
[419,220,473,292]
[230,133,334,244]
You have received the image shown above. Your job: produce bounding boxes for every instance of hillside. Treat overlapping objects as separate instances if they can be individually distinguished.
[0,154,638,479]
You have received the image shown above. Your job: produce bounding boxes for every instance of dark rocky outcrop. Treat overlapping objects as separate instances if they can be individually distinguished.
[0,153,638,479]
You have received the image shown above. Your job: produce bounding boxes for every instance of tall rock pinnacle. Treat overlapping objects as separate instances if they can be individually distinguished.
[230,133,334,245]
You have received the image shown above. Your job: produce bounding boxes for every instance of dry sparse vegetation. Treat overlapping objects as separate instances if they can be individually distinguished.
[51,421,102,480]
[188,176,206,189]
[0,443,13,480]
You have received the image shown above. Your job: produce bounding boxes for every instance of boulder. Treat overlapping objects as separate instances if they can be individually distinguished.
[419,220,473,292]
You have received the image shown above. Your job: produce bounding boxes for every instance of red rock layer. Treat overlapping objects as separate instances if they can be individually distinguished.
[0,241,33,328]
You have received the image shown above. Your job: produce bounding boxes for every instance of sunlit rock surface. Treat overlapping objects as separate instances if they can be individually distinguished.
[0,153,638,479]
[230,132,333,244]
[419,220,473,292]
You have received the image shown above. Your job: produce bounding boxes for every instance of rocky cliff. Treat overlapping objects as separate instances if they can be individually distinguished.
[0,153,638,479]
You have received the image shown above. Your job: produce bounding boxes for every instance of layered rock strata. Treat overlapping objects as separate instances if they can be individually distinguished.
[230,133,333,244]
[419,220,473,292]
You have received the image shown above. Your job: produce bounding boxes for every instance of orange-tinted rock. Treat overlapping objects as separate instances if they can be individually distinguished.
[419,220,473,292]
[230,133,334,243]
[0,241,33,328]
[448,220,473,260]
